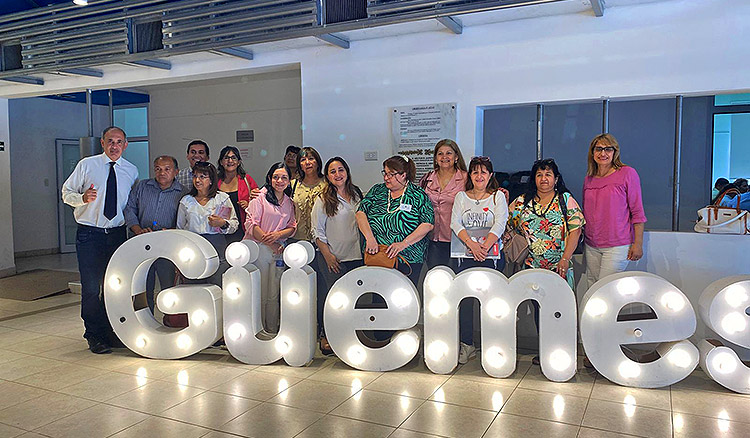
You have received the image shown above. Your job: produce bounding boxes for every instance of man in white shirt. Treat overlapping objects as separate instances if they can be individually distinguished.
[176,140,210,193]
[61,126,139,354]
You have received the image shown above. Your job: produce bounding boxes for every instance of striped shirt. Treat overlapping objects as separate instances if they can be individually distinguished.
[176,168,193,195]
[124,178,184,230]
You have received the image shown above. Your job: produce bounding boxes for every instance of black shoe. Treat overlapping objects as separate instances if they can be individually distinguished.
[532,355,540,365]
[107,333,126,349]
[87,338,112,354]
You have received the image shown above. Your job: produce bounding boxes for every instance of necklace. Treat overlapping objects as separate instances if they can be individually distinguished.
[387,189,405,213]
[532,191,557,217]
[468,190,490,205]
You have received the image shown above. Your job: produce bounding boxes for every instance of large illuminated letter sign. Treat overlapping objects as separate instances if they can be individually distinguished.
[580,272,698,388]
[697,276,750,393]
[105,230,222,359]
[423,267,577,381]
[324,267,420,371]
[222,241,316,366]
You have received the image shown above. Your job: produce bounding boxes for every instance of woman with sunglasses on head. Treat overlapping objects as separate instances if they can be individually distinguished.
[217,145,260,245]
[177,162,238,285]
[419,139,468,270]
[356,155,434,288]
[290,147,326,242]
[582,134,646,289]
[311,157,363,355]
[450,156,508,364]
[244,162,297,334]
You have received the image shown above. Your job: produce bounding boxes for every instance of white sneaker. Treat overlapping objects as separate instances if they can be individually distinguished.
[458,342,476,364]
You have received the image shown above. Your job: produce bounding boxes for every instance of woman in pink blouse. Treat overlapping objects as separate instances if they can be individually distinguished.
[419,139,468,269]
[582,133,647,289]
[244,162,297,334]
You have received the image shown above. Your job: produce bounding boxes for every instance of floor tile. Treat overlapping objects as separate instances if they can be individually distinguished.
[306,360,383,387]
[296,415,394,438]
[582,398,672,438]
[331,389,422,427]
[33,403,148,438]
[589,378,671,410]
[255,357,336,379]
[59,371,150,402]
[268,379,354,413]
[15,362,108,391]
[0,381,50,410]
[671,387,750,423]
[107,379,205,413]
[518,366,595,398]
[0,392,96,430]
[0,422,26,438]
[431,378,515,411]
[210,370,303,401]
[0,355,61,381]
[671,369,746,396]
[159,362,248,389]
[35,342,92,362]
[73,350,141,371]
[220,402,323,438]
[108,416,210,438]
[400,400,496,438]
[0,349,30,365]
[365,371,448,400]
[0,329,46,348]
[388,430,442,438]
[673,412,748,438]
[161,390,260,428]
[500,387,587,425]
[5,335,78,355]
[577,427,640,438]
[112,358,199,381]
[484,412,578,438]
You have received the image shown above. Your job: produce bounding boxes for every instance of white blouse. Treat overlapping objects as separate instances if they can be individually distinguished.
[450,191,508,259]
[177,191,239,235]
[311,195,362,262]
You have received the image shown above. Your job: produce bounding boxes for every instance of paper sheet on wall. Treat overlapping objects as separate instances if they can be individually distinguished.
[392,103,457,181]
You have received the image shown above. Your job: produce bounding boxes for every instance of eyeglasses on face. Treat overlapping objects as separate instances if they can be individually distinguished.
[381,170,404,179]
[223,155,239,161]
[593,146,615,153]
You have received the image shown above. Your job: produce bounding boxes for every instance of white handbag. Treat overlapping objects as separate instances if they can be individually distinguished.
[695,189,749,234]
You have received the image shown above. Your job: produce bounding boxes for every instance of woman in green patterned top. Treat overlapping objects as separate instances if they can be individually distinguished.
[356,155,434,286]
[508,159,584,288]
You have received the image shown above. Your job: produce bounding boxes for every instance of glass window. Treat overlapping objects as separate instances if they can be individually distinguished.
[113,106,148,138]
[715,93,750,107]
[123,141,150,180]
[713,113,750,183]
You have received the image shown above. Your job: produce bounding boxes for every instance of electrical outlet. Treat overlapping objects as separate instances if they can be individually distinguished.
[364,151,378,161]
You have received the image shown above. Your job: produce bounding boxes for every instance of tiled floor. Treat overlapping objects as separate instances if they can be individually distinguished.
[1,256,750,437]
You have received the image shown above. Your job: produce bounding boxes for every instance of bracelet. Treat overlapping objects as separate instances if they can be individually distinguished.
[560,257,570,262]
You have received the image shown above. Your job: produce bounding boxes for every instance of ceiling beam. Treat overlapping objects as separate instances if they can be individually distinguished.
[59,67,104,78]
[591,0,604,17]
[125,58,172,70]
[316,33,350,49]
[212,47,254,60]
[436,16,462,34]
[1,76,44,85]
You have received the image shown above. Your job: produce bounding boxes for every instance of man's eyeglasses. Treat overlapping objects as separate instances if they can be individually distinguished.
[593,146,615,153]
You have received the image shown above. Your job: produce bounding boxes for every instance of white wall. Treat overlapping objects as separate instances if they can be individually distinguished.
[9,98,110,255]
[0,99,14,276]
[147,69,302,182]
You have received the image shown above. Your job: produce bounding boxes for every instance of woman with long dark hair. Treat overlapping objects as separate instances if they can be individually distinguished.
[217,145,259,244]
[244,162,297,333]
[311,157,363,355]
[450,156,508,363]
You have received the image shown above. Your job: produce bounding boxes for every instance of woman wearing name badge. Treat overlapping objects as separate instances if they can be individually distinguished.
[177,162,239,285]
[450,156,508,364]
[311,157,363,356]
[356,155,434,289]
[217,145,260,245]
[245,162,297,334]
[420,139,469,270]
[509,159,584,363]
[582,134,647,289]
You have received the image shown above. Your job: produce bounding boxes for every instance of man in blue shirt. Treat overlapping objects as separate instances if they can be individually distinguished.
[719,191,750,211]
[124,155,183,312]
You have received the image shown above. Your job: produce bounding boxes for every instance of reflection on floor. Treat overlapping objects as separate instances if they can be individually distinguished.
[1,256,748,437]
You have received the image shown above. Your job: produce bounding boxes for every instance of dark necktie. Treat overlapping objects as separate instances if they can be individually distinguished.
[104,162,117,220]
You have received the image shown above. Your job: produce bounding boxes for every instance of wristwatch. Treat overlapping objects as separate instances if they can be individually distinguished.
[220,221,229,230]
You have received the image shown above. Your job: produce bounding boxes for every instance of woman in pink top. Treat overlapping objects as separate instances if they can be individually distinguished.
[419,139,468,270]
[582,133,647,289]
[244,162,297,333]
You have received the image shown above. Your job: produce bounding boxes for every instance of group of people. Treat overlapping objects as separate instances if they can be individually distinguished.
[63,126,646,364]
[713,177,750,211]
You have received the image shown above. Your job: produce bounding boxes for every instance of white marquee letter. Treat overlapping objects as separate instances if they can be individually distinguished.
[324,267,420,371]
[423,267,577,382]
[580,272,698,388]
[222,241,316,366]
[698,276,750,393]
[105,230,222,359]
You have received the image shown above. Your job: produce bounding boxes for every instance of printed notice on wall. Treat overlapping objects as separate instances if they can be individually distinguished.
[392,103,457,180]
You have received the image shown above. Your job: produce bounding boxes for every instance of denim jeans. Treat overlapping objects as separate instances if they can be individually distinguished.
[452,253,506,346]
[76,225,126,341]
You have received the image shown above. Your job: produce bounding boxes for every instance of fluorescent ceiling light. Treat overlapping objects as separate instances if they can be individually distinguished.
[73,0,88,5]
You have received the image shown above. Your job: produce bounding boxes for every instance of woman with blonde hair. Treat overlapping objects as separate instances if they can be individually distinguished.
[582,133,647,289]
